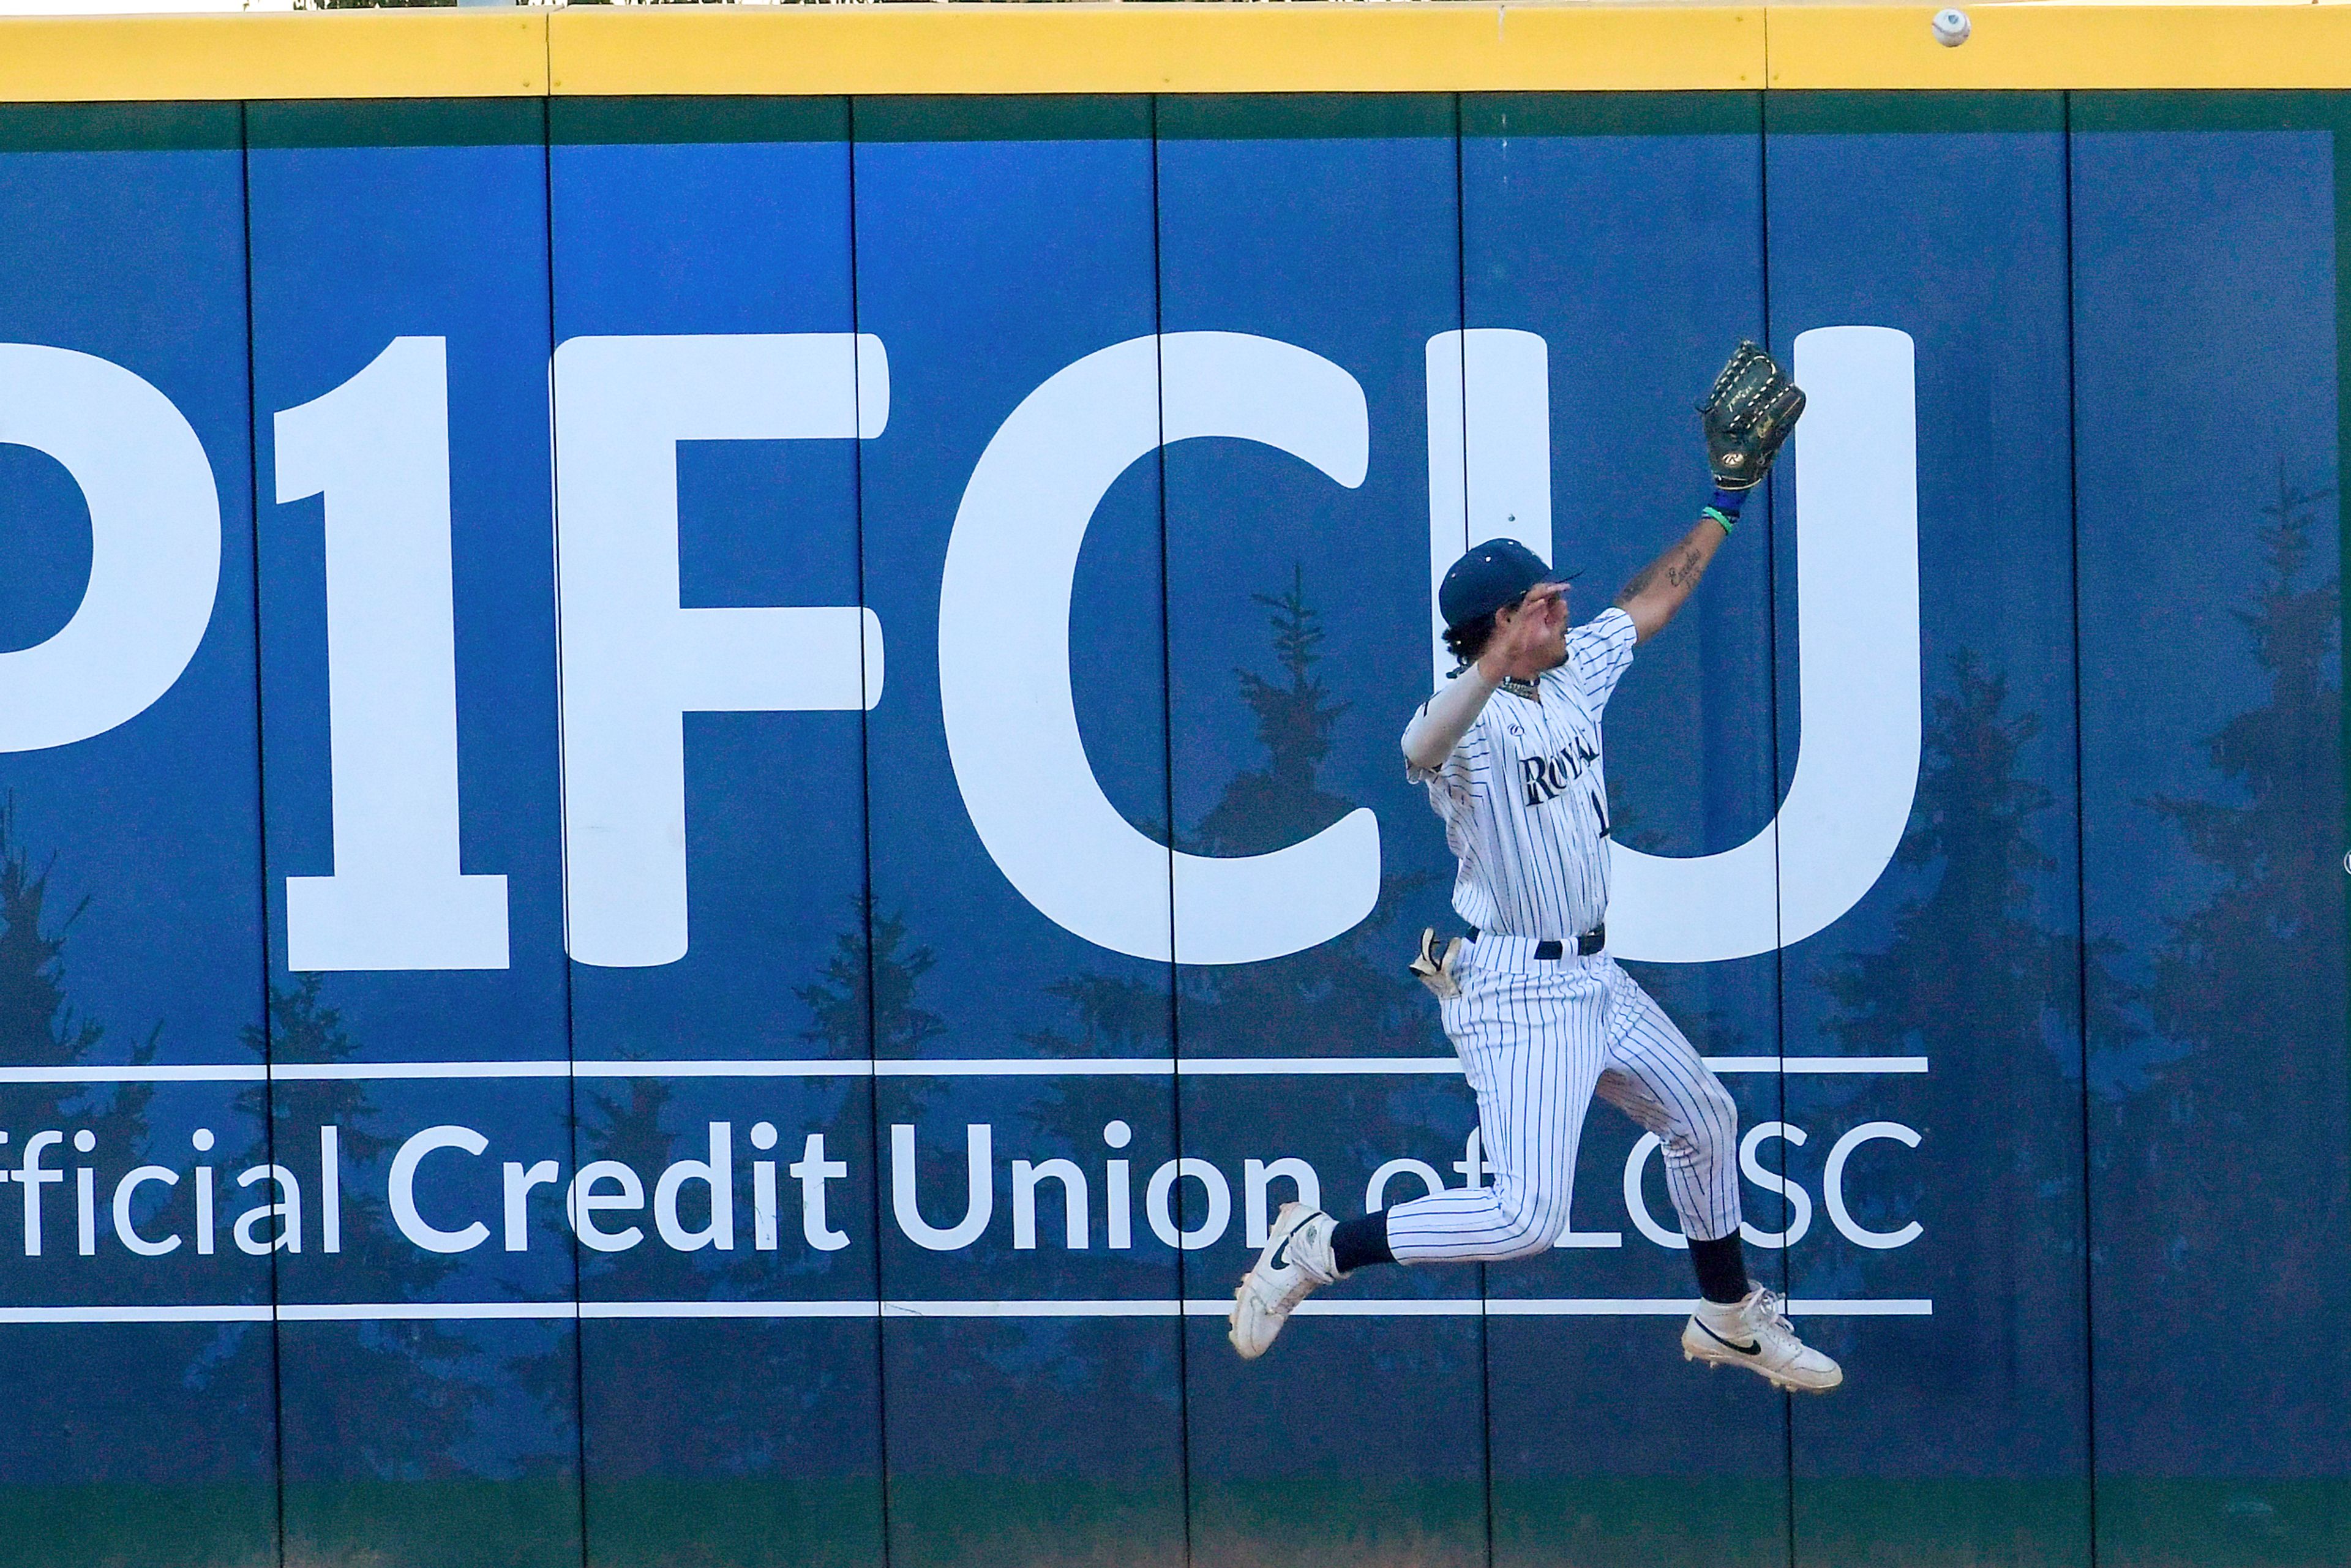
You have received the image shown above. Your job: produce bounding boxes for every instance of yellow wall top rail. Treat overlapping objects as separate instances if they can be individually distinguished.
[1,3,2350,104]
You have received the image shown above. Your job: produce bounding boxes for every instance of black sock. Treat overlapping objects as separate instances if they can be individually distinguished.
[1329,1213,1395,1275]
[1689,1232,1750,1305]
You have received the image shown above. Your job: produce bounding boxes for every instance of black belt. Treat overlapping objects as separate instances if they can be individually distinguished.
[1468,924,1604,959]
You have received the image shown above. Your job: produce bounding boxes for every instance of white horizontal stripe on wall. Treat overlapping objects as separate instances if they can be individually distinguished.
[0,1297,1931,1324]
[0,1055,1927,1084]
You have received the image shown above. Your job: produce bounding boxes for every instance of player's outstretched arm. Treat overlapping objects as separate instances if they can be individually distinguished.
[1401,664,1500,772]
[1618,339,1802,643]
[1401,582,1568,771]
[1614,507,1732,643]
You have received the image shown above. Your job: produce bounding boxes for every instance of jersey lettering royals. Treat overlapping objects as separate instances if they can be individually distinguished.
[1404,606,1638,939]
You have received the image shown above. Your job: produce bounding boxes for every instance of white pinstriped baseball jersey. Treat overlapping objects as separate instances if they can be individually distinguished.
[1406,606,1638,939]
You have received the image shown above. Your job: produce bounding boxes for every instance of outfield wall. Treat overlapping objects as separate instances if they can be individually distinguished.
[0,8,2342,1568]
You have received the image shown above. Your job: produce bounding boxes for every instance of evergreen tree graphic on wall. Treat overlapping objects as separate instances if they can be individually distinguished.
[247,973,492,1480]
[1180,569,1438,1058]
[1038,568,1452,1201]
[797,898,945,1059]
[2102,469,2347,1455]
[0,801,278,1489]
[0,804,169,1238]
[1196,567,1357,857]
[1813,650,2115,1436]
[0,800,516,1488]
[0,797,106,1071]
[797,896,945,1119]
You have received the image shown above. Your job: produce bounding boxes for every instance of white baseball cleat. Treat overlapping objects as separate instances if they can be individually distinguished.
[1681,1286,1844,1393]
[1228,1201,1339,1360]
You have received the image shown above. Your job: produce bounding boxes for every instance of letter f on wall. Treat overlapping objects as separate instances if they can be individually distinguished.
[554,335,887,967]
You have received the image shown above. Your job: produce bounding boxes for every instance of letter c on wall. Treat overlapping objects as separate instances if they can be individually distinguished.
[939,332,1381,966]
[388,1124,490,1255]
[0,344,220,752]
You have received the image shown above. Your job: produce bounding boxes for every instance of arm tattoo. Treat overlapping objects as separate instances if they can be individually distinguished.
[1623,544,1703,606]
[1614,560,1661,606]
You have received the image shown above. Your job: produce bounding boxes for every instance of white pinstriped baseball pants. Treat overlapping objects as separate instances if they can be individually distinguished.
[1384,935,1743,1262]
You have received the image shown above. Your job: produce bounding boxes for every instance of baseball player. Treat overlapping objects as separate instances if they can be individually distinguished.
[1229,344,1841,1393]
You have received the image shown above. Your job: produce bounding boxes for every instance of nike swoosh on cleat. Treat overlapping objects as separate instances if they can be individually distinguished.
[1267,1213,1322,1272]
[1693,1319,1762,1357]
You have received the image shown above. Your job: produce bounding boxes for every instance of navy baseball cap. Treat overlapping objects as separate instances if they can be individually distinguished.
[1438,538,1579,631]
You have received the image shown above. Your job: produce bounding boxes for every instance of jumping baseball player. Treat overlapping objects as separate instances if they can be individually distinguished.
[1230,343,1841,1393]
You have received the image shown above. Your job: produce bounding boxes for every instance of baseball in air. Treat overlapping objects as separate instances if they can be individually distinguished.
[1931,8,1972,46]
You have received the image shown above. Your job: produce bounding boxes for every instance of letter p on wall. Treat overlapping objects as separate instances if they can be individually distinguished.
[0,345,219,755]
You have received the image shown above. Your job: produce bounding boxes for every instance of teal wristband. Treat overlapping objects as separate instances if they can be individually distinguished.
[1701,505,1736,535]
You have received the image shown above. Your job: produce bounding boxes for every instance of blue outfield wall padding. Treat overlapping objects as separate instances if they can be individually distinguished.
[1459,94,1795,1568]
[0,110,274,1568]
[1153,102,1491,1568]
[547,118,885,1568]
[2072,110,2351,1568]
[0,87,2339,1568]
[849,99,1187,1568]
[244,108,582,1568]
[1765,92,2091,1567]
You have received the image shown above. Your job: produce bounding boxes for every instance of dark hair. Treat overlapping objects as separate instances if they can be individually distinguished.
[1443,613,1496,666]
